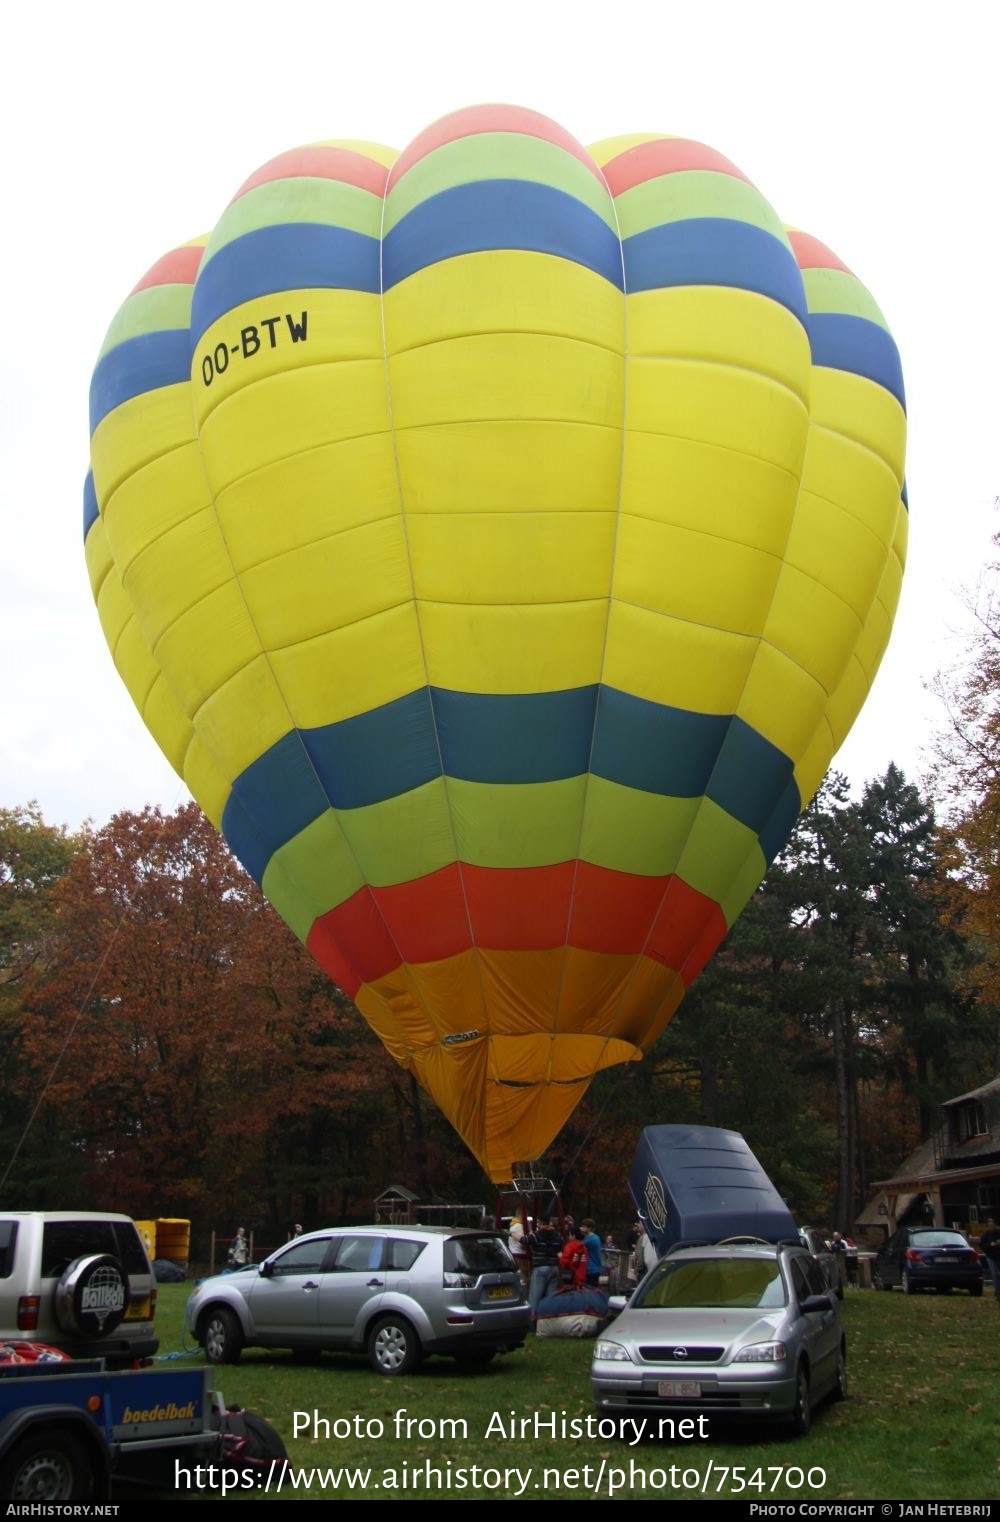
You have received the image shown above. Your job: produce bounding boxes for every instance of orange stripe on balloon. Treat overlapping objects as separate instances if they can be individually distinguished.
[600,138,753,196]
[232,146,391,202]
[787,229,853,274]
[130,244,204,295]
[387,104,603,191]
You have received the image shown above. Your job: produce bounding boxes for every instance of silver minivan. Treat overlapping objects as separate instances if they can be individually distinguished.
[186,1225,530,1374]
[0,1211,158,1365]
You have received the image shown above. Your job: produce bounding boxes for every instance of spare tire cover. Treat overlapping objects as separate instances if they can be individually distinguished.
[55,1254,128,1337]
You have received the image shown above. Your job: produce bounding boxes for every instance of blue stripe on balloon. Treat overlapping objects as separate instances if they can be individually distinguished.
[382,181,624,290]
[622,218,808,325]
[708,717,799,851]
[89,330,191,435]
[83,471,98,540]
[759,774,803,866]
[303,690,441,808]
[806,312,906,411]
[591,688,729,796]
[222,732,330,883]
[434,687,598,782]
[190,224,382,346]
[222,686,802,884]
[591,693,799,837]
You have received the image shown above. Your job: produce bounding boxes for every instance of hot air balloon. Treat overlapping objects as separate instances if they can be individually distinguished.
[84,105,907,1183]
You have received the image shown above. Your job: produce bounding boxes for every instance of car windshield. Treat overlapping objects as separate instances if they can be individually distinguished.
[635,1257,787,1310]
[908,1231,970,1248]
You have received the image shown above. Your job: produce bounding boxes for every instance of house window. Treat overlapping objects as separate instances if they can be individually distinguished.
[953,1102,988,1143]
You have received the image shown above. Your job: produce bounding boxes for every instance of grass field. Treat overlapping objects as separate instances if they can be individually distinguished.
[153,1282,998,1501]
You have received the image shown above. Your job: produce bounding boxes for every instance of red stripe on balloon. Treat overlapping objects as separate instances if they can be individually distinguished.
[569,863,669,953]
[464,862,576,949]
[388,104,603,192]
[570,863,726,978]
[373,866,472,963]
[307,888,398,995]
[600,138,753,197]
[646,877,728,984]
[788,229,853,274]
[307,864,728,990]
[130,244,204,295]
[232,146,391,202]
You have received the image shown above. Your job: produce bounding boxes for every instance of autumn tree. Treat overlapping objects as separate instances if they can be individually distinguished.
[0,805,77,1200]
[12,805,374,1221]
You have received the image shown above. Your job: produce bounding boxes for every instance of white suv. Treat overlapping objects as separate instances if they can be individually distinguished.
[0,1212,158,1365]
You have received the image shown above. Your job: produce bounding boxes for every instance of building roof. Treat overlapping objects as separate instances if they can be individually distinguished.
[940,1076,1000,1107]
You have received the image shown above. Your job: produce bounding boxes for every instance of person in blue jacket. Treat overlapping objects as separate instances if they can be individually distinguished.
[580,1219,603,1287]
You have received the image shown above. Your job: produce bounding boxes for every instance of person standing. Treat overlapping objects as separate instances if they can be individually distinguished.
[559,1226,589,1290]
[508,1216,530,1290]
[580,1219,603,1287]
[979,1218,1000,1299]
[632,1220,659,1282]
[526,1217,563,1320]
[228,1226,248,1268]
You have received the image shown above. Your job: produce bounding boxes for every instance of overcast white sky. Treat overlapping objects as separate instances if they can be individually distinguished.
[2,1,997,831]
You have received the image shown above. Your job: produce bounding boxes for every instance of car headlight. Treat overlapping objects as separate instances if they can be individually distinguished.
[593,1340,632,1362]
[732,1341,787,1363]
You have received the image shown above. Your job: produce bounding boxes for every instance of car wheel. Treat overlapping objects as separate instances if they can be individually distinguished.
[901,1268,914,1295]
[830,1343,847,1403]
[788,1365,811,1437]
[203,1306,244,1365]
[0,1429,94,1501]
[452,1348,496,1368]
[368,1315,421,1376]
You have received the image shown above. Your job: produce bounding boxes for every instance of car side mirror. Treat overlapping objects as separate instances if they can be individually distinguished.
[259,1260,273,1278]
[800,1293,835,1314]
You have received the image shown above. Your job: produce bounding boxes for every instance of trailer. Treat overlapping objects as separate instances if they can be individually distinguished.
[0,1352,286,1500]
[628,1124,797,1256]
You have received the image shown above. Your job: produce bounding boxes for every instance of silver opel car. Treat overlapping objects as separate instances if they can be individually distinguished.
[591,1241,845,1436]
[186,1225,530,1375]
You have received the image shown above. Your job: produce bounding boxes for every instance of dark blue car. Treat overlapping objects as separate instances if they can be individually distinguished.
[873,1227,983,1296]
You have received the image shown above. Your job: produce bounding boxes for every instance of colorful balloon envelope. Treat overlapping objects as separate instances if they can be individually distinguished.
[85,106,907,1181]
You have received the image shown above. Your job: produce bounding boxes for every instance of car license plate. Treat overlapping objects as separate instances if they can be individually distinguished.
[487,1286,514,1299]
[657,1380,701,1398]
[933,1256,954,1264]
[125,1299,151,1320]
